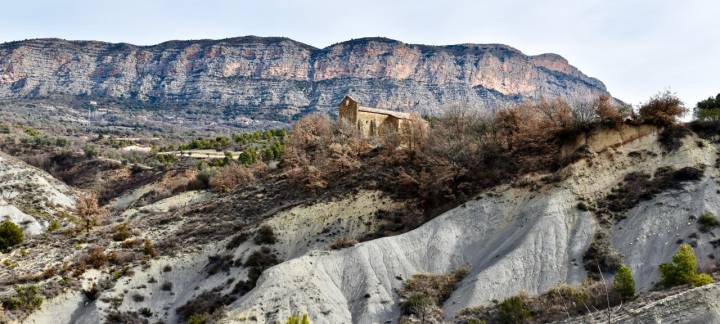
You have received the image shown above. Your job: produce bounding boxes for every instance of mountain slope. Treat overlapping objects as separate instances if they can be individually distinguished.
[222,128,718,323]
[0,37,611,120]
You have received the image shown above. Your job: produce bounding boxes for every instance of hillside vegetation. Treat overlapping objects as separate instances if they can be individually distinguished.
[2,91,720,324]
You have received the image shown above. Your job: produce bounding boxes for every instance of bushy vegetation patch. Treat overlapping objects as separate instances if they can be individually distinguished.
[583,230,623,275]
[225,231,250,250]
[498,294,531,324]
[698,212,719,232]
[253,225,277,245]
[231,247,280,297]
[143,239,157,257]
[694,93,720,121]
[0,220,24,251]
[329,237,358,250]
[209,163,256,192]
[285,313,310,324]
[83,246,108,269]
[205,254,235,276]
[106,311,149,324]
[161,281,173,291]
[613,265,636,300]
[599,166,704,218]
[639,91,687,126]
[82,283,100,301]
[2,285,44,312]
[399,268,469,322]
[176,291,231,323]
[112,223,131,241]
[458,280,623,323]
[658,125,692,152]
[689,119,720,142]
[659,243,714,288]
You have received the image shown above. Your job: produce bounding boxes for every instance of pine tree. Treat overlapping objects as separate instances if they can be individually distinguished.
[659,243,714,287]
[613,265,636,299]
[285,313,310,324]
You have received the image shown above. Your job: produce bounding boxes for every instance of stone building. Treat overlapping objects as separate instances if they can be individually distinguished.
[338,96,425,142]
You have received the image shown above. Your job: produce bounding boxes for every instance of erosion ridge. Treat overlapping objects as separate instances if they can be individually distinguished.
[225,127,720,323]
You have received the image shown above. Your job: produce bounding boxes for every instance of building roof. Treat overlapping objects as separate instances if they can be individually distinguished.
[356,105,412,119]
[340,95,413,119]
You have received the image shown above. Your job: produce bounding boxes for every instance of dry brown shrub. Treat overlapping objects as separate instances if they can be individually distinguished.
[424,106,489,168]
[639,91,686,126]
[160,169,197,194]
[490,100,570,172]
[121,238,141,248]
[404,113,429,151]
[250,160,269,174]
[498,99,573,145]
[335,119,371,153]
[75,192,106,234]
[286,114,334,154]
[84,246,107,269]
[283,114,366,190]
[328,143,362,171]
[534,98,574,129]
[401,267,469,305]
[595,95,623,126]
[108,251,136,265]
[72,261,86,277]
[143,239,157,257]
[378,124,402,149]
[209,163,255,191]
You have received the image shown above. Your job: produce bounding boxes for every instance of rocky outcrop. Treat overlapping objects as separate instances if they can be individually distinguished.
[0,37,612,120]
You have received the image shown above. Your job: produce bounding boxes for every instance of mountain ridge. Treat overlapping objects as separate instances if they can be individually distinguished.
[0,36,612,120]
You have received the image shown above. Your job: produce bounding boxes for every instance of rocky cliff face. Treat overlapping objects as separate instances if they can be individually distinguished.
[0,37,610,120]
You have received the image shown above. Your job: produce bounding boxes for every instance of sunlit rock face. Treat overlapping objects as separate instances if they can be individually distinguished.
[0,37,611,120]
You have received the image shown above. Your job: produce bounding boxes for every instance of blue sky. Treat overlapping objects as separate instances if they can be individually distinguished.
[2,0,718,107]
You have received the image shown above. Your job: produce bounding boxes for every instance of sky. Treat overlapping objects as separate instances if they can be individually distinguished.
[1,0,719,108]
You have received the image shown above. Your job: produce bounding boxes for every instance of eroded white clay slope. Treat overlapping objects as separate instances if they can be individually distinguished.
[224,133,717,324]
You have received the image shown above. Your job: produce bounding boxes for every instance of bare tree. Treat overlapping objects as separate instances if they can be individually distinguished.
[75,192,106,234]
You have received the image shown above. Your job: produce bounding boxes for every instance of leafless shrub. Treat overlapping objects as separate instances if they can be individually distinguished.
[83,246,108,269]
[595,95,624,126]
[209,163,255,191]
[639,91,687,126]
[75,192,106,234]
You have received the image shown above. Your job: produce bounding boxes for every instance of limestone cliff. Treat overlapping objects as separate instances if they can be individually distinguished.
[0,37,611,120]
